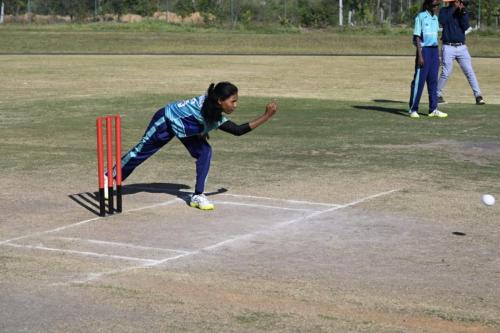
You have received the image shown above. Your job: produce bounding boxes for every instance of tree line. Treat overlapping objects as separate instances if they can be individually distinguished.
[1,0,499,28]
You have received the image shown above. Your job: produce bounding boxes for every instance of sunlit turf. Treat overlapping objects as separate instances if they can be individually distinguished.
[1,23,499,56]
[2,92,499,193]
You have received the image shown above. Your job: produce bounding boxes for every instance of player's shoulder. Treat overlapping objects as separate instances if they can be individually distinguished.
[414,11,425,22]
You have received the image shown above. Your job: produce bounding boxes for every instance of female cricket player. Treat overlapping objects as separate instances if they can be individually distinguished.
[108,81,278,210]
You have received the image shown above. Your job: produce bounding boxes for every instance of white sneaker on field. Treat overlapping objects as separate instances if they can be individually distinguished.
[190,194,214,210]
[409,111,420,118]
[428,109,448,118]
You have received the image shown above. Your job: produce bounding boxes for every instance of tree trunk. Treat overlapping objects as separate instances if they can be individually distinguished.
[339,0,343,26]
[376,0,381,22]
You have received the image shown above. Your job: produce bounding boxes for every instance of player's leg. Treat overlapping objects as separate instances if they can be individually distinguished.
[437,45,454,100]
[179,135,214,210]
[409,50,430,116]
[426,47,440,113]
[456,46,483,101]
[119,109,174,181]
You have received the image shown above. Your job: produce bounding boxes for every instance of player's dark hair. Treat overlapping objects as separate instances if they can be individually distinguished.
[421,0,435,12]
[201,82,238,124]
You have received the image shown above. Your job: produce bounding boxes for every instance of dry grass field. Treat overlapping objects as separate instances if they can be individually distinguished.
[1,51,500,332]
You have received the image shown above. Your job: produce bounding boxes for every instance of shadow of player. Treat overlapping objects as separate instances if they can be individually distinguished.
[68,183,228,216]
[353,105,409,117]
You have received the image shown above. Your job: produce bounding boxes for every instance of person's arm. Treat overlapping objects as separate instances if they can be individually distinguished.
[413,15,424,68]
[218,101,278,136]
[218,120,251,136]
[457,3,470,31]
[415,36,424,67]
[249,100,278,130]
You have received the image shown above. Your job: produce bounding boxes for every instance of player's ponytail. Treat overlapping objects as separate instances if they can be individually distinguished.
[202,81,238,124]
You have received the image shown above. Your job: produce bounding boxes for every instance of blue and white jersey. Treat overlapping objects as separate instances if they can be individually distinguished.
[413,11,439,47]
[164,95,228,138]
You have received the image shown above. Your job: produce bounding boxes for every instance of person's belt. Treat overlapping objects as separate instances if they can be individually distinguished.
[444,42,464,46]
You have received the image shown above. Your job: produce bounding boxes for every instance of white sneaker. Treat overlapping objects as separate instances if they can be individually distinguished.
[428,110,448,118]
[104,174,109,200]
[190,194,214,210]
[409,111,420,118]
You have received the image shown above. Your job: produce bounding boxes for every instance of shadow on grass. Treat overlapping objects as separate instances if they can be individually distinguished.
[353,105,409,117]
[372,99,406,104]
[69,183,228,216]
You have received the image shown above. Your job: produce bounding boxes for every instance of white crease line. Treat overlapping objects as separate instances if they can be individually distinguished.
[53,237,191,254]
[126,185,339,207]
[0,216,101,246]
[4,242,160,264]
[219,193,339,207]
[0,198,180,246]
[212,201,320,212]
[125,198,183,213]
[64,188,401,285]
[65,251,198,285]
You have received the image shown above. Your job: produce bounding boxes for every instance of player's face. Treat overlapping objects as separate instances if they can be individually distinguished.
[219,94,239,114]
[432,0,440,12]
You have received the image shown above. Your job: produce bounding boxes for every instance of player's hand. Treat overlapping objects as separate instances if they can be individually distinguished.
[265,100,278,118]
[418,56,424,68]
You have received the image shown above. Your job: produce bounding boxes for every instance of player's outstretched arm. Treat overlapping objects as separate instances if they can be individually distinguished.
[219,100,278,136]
[249,100,278,130]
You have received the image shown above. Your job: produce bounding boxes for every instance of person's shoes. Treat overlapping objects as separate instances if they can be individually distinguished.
[438,96,447,104]
[428,110,448,118]
[104,174,109,200]
[475,96,485,105]
[409,111,420,118]
[190,194,215,210]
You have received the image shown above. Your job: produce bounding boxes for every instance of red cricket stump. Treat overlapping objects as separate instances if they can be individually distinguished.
[115,115,122,213]
[106,116,114,214]
[96,118,106,217]
[96,115,122,217]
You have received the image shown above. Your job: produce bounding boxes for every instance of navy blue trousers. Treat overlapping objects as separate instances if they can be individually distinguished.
[409,46,439,113]
[120,108,212,194]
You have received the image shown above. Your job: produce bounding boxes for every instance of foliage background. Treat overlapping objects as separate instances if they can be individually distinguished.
[2,0,500,28]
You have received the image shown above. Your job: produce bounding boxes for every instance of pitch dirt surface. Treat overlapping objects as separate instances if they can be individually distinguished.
[1,54,500,332]
[2,176,500,332]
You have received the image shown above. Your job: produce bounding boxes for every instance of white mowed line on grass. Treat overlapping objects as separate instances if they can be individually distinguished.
[0,198,181,246]
[211,201,320,212]
[1,189,400,285]
[0,193,330,271]
[4,242,161,264]
[53,237,192,254]
[58,188,401,285]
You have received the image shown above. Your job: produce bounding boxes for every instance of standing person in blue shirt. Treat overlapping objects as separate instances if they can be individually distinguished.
[107,82,278,210]
[409,0,448,118]
[437,0,485,105]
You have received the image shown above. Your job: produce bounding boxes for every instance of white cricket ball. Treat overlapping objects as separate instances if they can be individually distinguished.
[481,194,495,206]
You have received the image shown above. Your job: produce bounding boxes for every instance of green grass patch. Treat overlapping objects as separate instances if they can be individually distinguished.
[1,91,499,192]
[1,23,499,56]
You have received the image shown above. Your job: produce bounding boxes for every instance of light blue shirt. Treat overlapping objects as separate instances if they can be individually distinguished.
[413,10,439,47]
[164,95,228,138]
